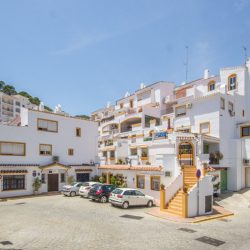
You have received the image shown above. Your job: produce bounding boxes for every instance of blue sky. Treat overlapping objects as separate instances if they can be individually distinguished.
[0,0,250,115]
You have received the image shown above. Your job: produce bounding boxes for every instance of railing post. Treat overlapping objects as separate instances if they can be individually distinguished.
[181,164,185,188]
[160,184,166,211]
[182,188,188,218]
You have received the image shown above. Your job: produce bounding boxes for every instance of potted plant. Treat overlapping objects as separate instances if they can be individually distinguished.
[32,177,42,195]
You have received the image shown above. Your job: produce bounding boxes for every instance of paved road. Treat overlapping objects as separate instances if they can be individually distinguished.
[0,190,250,250]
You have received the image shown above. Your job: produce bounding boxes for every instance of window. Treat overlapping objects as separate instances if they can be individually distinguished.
[136,175,145,189]
[135,190,144,196]
[208,81,215,91]
[203,143,209,154]
[76,128,81,137]
[41,174,46,184]
[130,100,134,108]
[228,102,234,116]
[61,173,65,183]
[220,98,225,110]
[16,101,20,106]
[242,110,245,117]
[131,148,137,156]
[103,151,107,157]
[151,176,160,191]
[16,108,20,113]
[120,103,124,109]
[68,148,74,156]
[0,142,25,156]
[141,148,148,158]
[175,105,186,117]
[228,74,237,91]
[110,151,115,158]
[200,122,210,134]
[39,144,52,155]
[37,119,58,133]
[241,126,250,137]
[3,175,25,191]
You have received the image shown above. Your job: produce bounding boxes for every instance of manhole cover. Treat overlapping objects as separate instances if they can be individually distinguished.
[15,202,26,205]
[178,228,196,233]
[196,236,225,247]
[120,214,144,220]
[0,241,13,245]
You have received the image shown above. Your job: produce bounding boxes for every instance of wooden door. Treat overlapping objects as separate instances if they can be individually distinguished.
[48,174,59,192]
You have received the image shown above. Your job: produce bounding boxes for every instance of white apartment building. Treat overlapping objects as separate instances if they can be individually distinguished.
[92,60,250,208]
[0,108,98,198]
[0,92,38,124]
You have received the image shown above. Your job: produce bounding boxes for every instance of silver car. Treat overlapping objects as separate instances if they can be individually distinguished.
[62,182,83,197]
[109,188,155,209]
[79,182,101,198]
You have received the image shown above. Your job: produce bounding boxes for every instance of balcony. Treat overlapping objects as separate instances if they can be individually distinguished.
[132,123,142,131]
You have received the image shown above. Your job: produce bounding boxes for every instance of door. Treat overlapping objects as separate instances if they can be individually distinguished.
[220,170,227,191]
[178,142,194,166]
[124,190,137,206]
[48,174,59,192]
[76,173,90,182]
[246,168,250,188]
[135,190,147,205]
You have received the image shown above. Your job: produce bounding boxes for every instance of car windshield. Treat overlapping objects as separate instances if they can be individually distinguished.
[112,189,123,194]
[72,182,78,186]
[93,185,102,190]
[82,182,89,187]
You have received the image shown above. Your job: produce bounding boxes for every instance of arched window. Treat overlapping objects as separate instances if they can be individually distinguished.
[228,74,237,91]
[208,81,215,92]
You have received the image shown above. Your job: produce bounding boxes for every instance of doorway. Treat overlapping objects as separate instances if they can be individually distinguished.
[48,174,59,192]
[178,142,194,166]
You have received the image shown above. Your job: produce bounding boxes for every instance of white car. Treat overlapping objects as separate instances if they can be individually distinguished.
[79,182,101,198]
[109,188,155,209]
[62,182,83,197]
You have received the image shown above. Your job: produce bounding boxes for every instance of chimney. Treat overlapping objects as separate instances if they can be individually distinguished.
[204,69,210,79]
[140,83,145,89]
[39,102,44,111]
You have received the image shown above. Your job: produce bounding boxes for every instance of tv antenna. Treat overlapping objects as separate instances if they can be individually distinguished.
[184,46,189,83]
[243,46,247,64]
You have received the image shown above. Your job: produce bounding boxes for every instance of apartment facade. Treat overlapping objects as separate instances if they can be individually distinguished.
[0,108,98,198]
[92,60,250,202]
[0,92,38,124]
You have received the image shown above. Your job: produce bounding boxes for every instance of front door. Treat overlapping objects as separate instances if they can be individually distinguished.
[48,174,59,192]
[246,168,250,188]
[178,142,194,166]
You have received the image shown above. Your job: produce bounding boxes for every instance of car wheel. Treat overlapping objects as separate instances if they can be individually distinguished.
[122,201,129,209]
[100,196,107,203]
[147,200,153,207]
[70,191,76,197]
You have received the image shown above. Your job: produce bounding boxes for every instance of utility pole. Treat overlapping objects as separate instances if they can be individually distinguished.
[184,46,189,83]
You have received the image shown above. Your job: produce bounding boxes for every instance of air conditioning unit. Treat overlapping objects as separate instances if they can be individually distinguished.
[52,156,59,162]
[165,171,172,177]
[243,159,250,165]
[186,103,192,109]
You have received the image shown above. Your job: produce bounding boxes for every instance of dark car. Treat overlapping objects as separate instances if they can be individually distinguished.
[88,184,116,203]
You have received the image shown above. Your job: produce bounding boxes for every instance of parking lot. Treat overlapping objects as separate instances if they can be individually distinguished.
[0,191,250,250]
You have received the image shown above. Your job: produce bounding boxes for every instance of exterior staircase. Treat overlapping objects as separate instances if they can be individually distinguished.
[165,166,197,217]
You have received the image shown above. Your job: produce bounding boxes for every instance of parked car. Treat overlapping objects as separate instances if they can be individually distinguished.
[62,182,84,197]
[79,182,101,198]
[109,188,155,209]
[88,184,116,203]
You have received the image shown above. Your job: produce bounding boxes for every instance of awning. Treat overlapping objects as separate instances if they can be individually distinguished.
[75,169,93,172]
[0,170,28,174]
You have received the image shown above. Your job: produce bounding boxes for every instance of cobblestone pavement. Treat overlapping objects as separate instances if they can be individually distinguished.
[0,190,250,250]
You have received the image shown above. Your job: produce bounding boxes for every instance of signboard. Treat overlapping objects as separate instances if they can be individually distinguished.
[154,132,167,140]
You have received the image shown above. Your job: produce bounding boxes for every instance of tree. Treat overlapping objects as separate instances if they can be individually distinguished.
[75,115,90,120]
[44,106,53,112]
[29,96,41,106]
[0,80,5,90]
[2,85,17,95]
[19,91,31,99]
